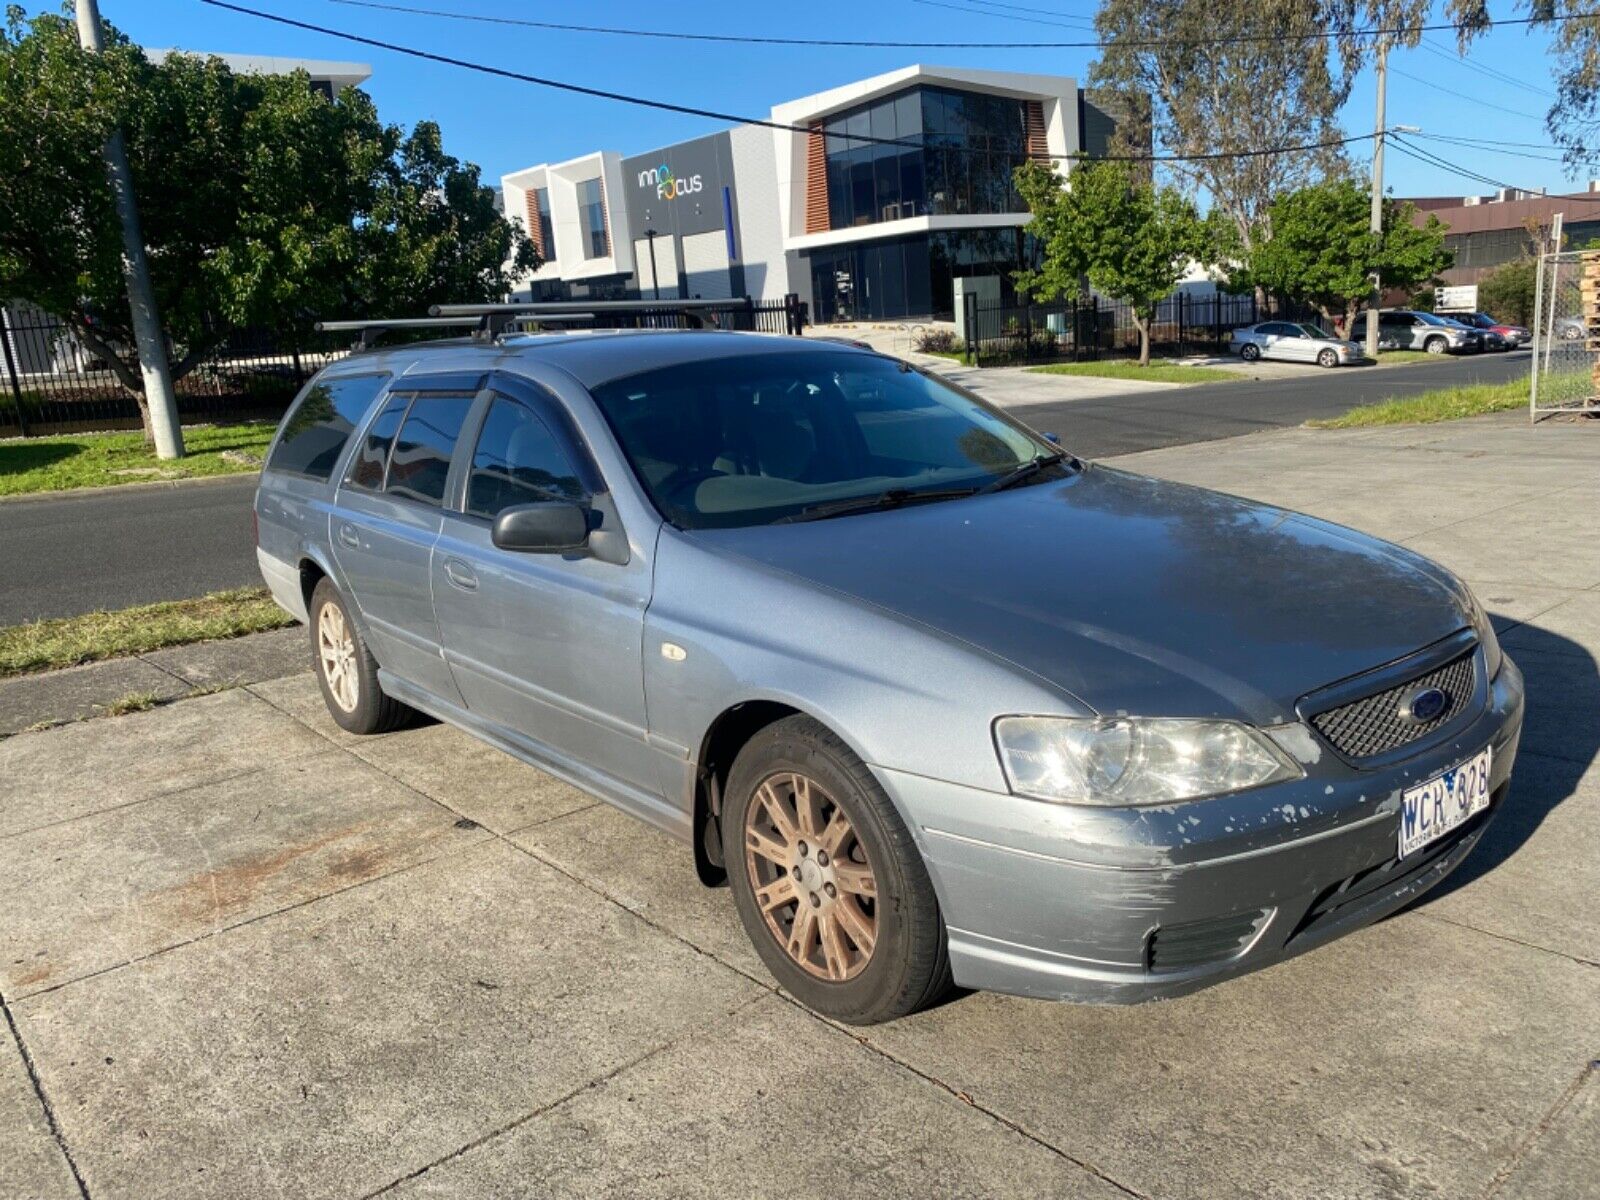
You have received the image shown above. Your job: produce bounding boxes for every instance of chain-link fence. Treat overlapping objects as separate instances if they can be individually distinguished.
[1530,249,1600,420]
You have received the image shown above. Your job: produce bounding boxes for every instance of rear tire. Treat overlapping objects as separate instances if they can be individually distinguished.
[1240,342,1261,362]
[723,715,950,1025]
[309,578,411,735]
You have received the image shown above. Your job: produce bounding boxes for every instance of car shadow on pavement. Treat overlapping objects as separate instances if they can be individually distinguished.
[1414,617,1598,906]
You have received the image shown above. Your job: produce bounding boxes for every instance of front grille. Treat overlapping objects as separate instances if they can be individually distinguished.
[1308,651,1475,761]
[1147,909,1269,972]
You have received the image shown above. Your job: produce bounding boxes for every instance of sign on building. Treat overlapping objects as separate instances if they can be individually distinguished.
[1435,284,1479,312]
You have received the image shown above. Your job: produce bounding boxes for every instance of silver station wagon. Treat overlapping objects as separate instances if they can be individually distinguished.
[255,325,1524,1025]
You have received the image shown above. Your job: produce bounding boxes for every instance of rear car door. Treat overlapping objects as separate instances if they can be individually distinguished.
[331,372,481,705]
[430,376,661,802]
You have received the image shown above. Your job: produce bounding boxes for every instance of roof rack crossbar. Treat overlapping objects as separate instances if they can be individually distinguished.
[315,317,483,351]
[430,298,750,316]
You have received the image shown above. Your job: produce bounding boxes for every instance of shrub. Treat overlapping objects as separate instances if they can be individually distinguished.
[913,327,963,354]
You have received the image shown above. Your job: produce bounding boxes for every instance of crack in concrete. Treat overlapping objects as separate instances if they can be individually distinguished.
[357,991,773,1199]
[1479,1059,1596,1200]
[1413,910,1600,971]
[0,990,92,1200]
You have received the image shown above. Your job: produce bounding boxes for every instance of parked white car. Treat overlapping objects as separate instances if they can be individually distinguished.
[1230,321,1363,368]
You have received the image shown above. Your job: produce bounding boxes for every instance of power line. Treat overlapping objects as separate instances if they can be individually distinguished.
[314,0,1594,53]
[908,0,1098,31]
[202,0,1390,165]
[1417,35,1555,99]
[1388,64,1545,120]
[1409,131,1568,163]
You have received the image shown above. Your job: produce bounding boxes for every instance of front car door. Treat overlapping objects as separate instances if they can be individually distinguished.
[330,372,481,705]
[430,374,667,820]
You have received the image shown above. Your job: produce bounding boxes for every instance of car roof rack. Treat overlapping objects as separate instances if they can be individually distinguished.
[316,317,482,351]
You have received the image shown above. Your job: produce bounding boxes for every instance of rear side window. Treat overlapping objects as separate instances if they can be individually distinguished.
[385,394,475,507]
[267,374,389,480]
[347,393,412,491]
[465,395,586,520]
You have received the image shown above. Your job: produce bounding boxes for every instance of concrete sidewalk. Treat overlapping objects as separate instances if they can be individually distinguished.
[2,413,1595,1200]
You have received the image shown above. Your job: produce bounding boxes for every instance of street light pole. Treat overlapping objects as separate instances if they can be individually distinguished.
[1363,41,1388,361]
[644,229,662,301]
[75,0,183,458]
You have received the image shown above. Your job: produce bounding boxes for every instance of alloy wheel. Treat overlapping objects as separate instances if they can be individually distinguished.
[318,602,359,713]
[742,771,878,982]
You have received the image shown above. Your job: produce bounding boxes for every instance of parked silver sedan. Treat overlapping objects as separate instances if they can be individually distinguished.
[1230,321,1363,367]
[255,329,1523,1024]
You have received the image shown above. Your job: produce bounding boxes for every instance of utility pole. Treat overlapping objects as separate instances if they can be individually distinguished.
[1363,42,1388,361]
[75,0,183,458]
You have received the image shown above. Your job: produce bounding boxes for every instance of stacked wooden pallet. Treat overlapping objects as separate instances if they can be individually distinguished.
[1581,253,1600,362]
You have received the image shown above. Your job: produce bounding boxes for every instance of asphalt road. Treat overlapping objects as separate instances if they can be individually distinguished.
[1011,347,1531,457]
[0,350,1531,624]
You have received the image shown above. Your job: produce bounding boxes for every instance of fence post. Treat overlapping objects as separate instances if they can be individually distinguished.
[1022,301,1033,365]
[963,292,977,365]
[786,293,803,336]
[0,309,29,437]
[1177,292,1186,357]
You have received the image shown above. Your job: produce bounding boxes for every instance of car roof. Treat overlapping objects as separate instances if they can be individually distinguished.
[316,329,872,392]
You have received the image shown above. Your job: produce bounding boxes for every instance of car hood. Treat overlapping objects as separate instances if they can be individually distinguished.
[690,465,1470,724]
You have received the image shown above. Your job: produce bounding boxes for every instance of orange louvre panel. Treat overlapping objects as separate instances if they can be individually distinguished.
[523,190,546,260]
[1025,100,1049,162]
[804,122,830,234]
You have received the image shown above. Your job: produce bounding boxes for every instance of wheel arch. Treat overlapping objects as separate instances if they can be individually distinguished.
[688,698,882,889]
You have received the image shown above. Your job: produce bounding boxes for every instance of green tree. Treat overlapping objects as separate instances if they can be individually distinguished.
[1090,0,1438,270]
[1244,178,1453,330]
[1478,258,1539,327]
[1015,159,1202,366]
[0,8,536,440]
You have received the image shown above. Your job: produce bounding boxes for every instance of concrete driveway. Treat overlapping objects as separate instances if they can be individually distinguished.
[3,413,1595,1200]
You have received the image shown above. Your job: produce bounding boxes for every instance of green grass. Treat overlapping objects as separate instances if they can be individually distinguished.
[1310,379,1529,428]
[0,587,295,678]
[1026,360,1238,385]
[0,422,275,497]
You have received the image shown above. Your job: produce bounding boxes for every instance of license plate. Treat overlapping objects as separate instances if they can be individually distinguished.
[1398,745,1493,859]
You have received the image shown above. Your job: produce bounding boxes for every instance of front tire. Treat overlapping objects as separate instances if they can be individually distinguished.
[1240,342,1261,362]
[1424,336,1448,355]
[309,578,411,734]
[723,716,950,1025]
[1317,348,1339,368]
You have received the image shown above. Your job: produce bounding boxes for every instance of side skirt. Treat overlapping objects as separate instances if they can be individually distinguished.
[377,669,692,843]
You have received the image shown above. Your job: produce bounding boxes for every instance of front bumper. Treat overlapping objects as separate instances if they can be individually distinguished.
[877,655,1524,1004]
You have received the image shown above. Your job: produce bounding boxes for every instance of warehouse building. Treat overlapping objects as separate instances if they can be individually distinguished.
[501,66,1124,321]
[1408,185,1600,285]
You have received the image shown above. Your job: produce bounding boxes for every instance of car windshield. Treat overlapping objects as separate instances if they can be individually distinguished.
[588,350,1054,529]
[1416,312,1455,326]
[1296,324,1338,340]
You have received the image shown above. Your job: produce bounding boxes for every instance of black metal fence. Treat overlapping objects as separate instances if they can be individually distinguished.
[0,294,807,438]
[960,292,1323,367]
[0,305,349,439]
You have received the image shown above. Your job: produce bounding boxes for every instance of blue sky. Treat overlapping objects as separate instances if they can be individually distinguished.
[84,1,1574,197]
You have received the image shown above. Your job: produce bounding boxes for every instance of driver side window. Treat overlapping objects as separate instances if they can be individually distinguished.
[465,394,586,521]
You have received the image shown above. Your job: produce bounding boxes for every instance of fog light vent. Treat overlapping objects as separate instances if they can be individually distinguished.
[1147,909,1270,972]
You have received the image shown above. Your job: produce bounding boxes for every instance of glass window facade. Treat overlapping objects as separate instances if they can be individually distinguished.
[578,177,609,259]
[821,85,1031,229]
[808,228,1038,323]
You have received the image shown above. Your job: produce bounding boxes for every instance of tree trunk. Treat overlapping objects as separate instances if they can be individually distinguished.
[1132,313,1151,365]
[70,319,157,444]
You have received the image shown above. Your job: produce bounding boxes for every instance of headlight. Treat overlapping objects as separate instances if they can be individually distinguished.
[1463,588,1504,680]
[994,716,1303,807]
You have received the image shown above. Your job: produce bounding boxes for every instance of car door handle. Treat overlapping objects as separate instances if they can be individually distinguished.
[337,523,361,549]
[444,558,478,591]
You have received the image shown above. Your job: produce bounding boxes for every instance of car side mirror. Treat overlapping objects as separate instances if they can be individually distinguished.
[491,501,590,554]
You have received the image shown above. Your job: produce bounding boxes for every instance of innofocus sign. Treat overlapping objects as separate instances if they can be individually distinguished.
[638,163,703,202]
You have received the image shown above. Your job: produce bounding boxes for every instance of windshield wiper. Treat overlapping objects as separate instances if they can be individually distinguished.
[977,452,1069,494]
[774,486,979,524]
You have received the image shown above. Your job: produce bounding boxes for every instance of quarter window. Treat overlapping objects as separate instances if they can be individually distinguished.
[267,374,389,480]
[384,394,475,507]
[465,396,586,519]
[346,392,411,491]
